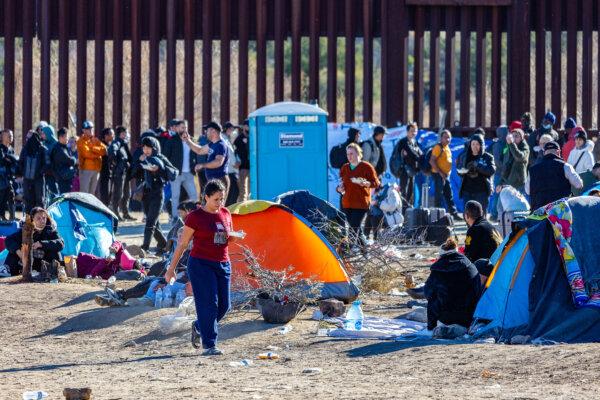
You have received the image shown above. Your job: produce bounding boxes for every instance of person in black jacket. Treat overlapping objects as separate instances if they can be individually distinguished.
[424,238,483,331]
[19,130,48,213]
[234,120,250,202]
[98,128,115,204]
[394,122,422,209]
[131,136,178,254]
[108,126,134,221]
[457,133,496,214]
[162,119,199,219]
[0,129,18,220]
[51,128,78,194]
[463,200,502,263]
[4,207,64,276]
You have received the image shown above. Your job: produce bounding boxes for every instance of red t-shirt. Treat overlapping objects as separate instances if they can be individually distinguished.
[184,207,233,262]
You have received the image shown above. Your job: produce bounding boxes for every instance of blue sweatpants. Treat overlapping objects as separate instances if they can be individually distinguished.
[187,256,231,349]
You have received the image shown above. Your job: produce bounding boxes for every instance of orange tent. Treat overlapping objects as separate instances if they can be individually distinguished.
[228,201,359,301]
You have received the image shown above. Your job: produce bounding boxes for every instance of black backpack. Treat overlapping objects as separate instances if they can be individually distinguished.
[329,142,348,169]
[157,154,179,182]
[419,144,438,175]
[389,142,405,178]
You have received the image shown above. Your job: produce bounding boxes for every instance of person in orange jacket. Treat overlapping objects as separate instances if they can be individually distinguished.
[77,120,107,196]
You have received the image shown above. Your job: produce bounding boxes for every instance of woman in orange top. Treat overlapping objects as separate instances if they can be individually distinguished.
[337,143,380,245]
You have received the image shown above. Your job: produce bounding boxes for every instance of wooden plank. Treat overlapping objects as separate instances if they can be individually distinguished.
[3,0,15,130]
[76,0,87,132]
[256,0,267,108]
[291,0,302,101]
[202,0,213,123]
[445,7,457,127]
[148,0,160,128]
[551,0,562,126]
[363,0,373,121]
[535,0,546,125]
[413,6,424,124]
[238,0,249,121]
[22,0,33,141]
[429,6,441,128]
[131,0,142,144]
[582,0,592,128]
[490,6,501,126]
[95,0,106,130]
[309,0,320,103]
[345,0,356,121]
[566,0,577,120]
[220,0,231,122]
[459,6,471,126]
[113,0,123,126]
[166,0,176,121]
[184,0,195,134]
[327,0,337,121]
[475,6,486,127]
[274,0,285,103]
[40,0,51,122]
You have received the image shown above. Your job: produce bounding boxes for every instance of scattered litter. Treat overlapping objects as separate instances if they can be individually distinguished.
[302,368,322,374]
[257,352,280,360]
[319,298,346,317]
[388,288,408,296]
[311,310,324,320]
[266,345,281,351]
[404,274,416,289]
[22,391,48,400]
[474,337,496,344]
[383,247,404,259]
[410,253,425,260]
[229,359,253,367]
[277,324,293,335]
[404,306,427,323]
[63,387,93,400]
[123,340,137,348]
[481,369,499,379]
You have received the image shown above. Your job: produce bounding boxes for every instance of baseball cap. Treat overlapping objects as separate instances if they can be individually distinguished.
[203,121,222,132]
[168,118,183,128]
[223,121,236,130]
[543,141,560,151]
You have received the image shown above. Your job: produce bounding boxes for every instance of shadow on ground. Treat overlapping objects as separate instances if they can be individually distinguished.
[0,355,175,374]
[28,306,155,339]
[54,291,103,309]
[346,339,469,357]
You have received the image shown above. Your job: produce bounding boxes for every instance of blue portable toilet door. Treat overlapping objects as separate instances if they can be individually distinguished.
[256,118,328,200]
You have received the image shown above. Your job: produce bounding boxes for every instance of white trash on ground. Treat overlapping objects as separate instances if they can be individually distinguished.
[158,296,196,335]
[22,391,48,400]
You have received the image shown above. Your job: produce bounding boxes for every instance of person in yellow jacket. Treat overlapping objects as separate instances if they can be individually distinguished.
[77,120,107,195]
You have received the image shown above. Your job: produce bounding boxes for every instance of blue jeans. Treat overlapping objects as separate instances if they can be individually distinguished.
[433,173,457,214]
[187,256,231,349]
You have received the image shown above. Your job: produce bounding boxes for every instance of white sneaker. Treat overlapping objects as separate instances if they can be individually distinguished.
[0,264,11,278]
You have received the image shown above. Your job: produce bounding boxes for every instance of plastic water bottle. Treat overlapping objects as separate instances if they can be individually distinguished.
[175,289,186,306]
[22,391,48,400]
[155,288,164,308]
[163,278,176,307]
[345,300,364,331]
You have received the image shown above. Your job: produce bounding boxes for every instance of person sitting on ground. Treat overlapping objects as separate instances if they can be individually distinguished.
[495,185,530,218]
[463,200,502,263]
[424,238,482,331]
[4,207,64,277]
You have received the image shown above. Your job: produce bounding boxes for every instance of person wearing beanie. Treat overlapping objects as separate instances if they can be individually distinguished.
[500,128,529,194]
[528,111,559,166]
[474,258,494,286]
[463,200,502,264]
[566,128,595,174]
[361,125,387,177]
[424,238,483,331]
[520,112,535,140]
[526,141,583,210]
[457,133,496,214]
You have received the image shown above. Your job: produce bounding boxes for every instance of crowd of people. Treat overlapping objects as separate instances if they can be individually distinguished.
[0,118,252,253]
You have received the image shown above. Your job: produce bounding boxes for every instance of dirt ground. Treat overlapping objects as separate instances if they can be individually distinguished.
[2,212,600,399]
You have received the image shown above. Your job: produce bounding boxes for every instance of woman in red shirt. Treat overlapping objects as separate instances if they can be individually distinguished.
[337,143,380,245]
[165,179,240,356]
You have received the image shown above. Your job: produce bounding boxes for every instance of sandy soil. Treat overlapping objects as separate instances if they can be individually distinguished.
[2,212,599,399]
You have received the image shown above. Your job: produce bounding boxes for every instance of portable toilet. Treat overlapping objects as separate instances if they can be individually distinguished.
[248,101,329,201]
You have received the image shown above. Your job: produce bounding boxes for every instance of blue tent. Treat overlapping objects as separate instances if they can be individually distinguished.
[48,192,118,258]
[472,196,600,343]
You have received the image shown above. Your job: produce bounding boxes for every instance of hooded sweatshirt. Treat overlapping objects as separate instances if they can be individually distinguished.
[501,136,530,188]
[567,138,595,174]
[424,250,482,330]
[458,134,496,197]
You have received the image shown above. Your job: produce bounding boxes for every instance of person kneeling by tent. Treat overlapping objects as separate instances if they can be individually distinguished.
[4,207,64,277]
[424,238,482,331]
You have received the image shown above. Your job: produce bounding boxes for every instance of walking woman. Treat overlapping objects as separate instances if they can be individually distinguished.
[337,143,380,245]
[165,179,240,355]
